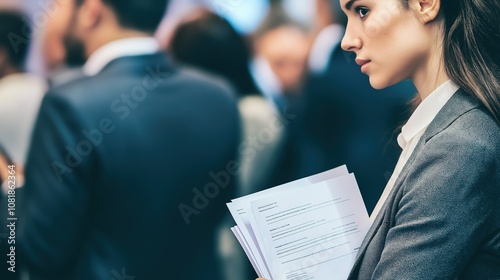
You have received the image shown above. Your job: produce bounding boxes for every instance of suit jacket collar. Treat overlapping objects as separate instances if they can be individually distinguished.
[348,89,481,278]
[98,53,177,76]
[83,37,160,76]
[422,89,480,142]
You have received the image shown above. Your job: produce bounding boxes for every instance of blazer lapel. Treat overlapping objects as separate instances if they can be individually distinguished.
[348,137,421,277]
[348,89,481,278]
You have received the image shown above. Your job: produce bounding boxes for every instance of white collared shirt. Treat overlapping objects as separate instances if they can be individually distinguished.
[0,73,47,166]
[370,80,460,221]
[83,37,160,76]
[249,55,283,112]
[0,73,46,194]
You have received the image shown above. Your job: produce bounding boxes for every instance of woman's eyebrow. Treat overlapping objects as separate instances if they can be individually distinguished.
[345,0,360,10]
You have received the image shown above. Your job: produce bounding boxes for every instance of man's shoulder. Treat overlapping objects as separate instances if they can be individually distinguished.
[47,67,234,110]
[174,66,237,97]
[45,75,99,110]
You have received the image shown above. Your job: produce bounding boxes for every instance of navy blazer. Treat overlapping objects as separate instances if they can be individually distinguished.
[19,53,241,280]
[348,89,500,279]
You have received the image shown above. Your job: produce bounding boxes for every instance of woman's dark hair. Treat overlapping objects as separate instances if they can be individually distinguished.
[170,11,259,97]
[403,0,500,122]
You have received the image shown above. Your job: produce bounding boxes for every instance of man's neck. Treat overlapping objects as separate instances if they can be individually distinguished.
[85,29,153,60]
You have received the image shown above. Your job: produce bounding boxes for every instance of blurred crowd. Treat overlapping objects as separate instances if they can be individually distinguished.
[0,0,415,279]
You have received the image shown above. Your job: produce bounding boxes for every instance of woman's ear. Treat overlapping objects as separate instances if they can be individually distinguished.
[409,0,441,24]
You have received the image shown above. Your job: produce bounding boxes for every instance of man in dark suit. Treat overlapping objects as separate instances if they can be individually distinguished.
[19,0,240,279]
[268,0,416,214]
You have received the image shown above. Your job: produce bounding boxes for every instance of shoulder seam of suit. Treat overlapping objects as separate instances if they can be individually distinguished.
[424,105,482,143]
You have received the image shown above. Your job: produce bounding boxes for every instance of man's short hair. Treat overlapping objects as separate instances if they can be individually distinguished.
[77,0,169,33]
[0,10,31,68]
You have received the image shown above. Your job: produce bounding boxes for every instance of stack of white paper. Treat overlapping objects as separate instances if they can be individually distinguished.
[227,166,372,280]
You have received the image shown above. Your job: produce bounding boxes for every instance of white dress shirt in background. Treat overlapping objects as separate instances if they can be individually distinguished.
[0,73,47,166]
[308,24,344,74]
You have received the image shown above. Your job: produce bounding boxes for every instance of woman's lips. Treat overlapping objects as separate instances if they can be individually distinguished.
[355,59,371,73]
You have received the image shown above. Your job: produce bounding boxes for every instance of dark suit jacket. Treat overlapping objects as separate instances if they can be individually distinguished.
[348,89,500,279]
[19,53,241,280]
[269,44,416,213]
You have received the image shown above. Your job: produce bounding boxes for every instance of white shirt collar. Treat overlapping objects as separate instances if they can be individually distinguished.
[398,80,459,148]
[83,37,160,76]
[250,55,283,98]
[308,24,344,74]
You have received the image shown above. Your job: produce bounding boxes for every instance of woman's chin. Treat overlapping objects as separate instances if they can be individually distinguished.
[368,76,398,90]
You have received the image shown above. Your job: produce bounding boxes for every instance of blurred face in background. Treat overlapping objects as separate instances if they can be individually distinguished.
[43,0,86,70]
[42,0,72,70]
[254,26,310,94]
[340,0,433,89]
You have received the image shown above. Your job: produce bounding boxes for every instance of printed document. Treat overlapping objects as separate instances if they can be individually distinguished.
[227,166,371,280]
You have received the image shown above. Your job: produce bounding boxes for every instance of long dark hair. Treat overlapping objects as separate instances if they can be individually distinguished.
[403,0,500,122]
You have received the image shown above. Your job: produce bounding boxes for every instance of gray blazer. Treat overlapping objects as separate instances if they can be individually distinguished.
[348,89,500,279]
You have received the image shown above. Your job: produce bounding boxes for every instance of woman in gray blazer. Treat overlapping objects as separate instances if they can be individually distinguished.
[340,0,500,278]
[258,0,499,279]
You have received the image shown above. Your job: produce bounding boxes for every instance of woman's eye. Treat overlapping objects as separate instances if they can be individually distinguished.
[356,7,370,18]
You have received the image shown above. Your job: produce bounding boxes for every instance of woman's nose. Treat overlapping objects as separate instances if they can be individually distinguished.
[341,23,362,52]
